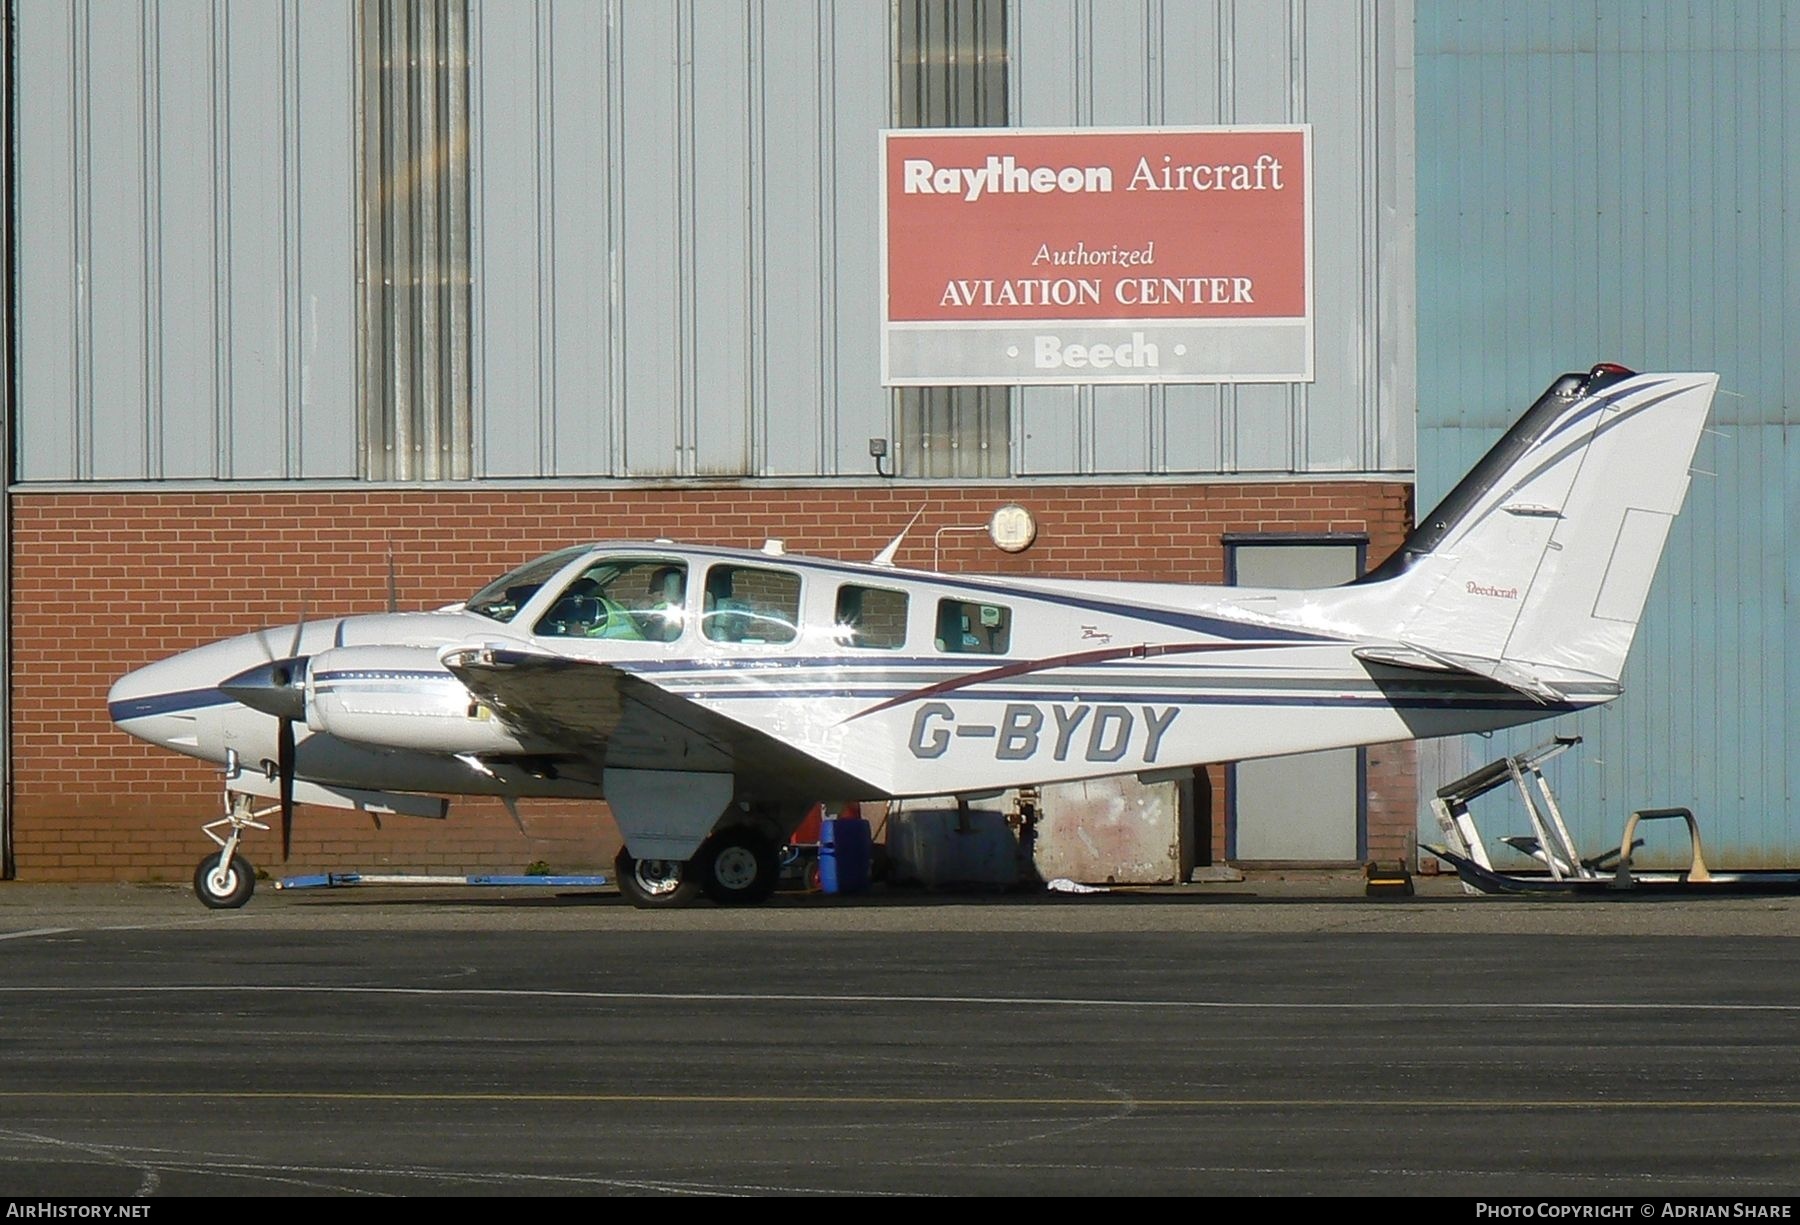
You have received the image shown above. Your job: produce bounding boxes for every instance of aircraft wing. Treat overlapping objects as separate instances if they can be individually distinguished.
[439,646,876,799]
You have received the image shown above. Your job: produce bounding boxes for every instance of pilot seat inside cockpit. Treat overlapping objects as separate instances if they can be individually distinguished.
[641,565,686,642]
[538,577,644,640]
[703,569,751,642]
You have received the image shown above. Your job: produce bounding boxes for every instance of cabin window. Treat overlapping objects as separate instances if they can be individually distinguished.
[702,565,800,645]
[834,585,908,650]
[535,559,688,642]
[935,598,1010,654]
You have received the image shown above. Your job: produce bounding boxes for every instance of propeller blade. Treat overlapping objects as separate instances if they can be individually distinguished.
[277,716,296,861]
[287,602,309,660]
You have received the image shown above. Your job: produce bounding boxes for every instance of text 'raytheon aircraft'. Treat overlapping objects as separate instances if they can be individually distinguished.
[109,366,1718,908]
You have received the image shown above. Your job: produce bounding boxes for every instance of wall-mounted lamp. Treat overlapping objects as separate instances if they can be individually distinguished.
[988,503,1037,553]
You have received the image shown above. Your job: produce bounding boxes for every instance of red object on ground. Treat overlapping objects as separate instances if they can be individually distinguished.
[792,803,825,847]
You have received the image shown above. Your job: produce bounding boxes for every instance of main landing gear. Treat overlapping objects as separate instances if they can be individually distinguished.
[614,827,781,909]
[193,791,272,909]
[613,851,699,908]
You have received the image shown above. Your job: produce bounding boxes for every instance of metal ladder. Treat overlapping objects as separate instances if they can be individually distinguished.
[1430,735,1590,894]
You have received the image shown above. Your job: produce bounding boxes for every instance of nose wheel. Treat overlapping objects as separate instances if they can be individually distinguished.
[192,790,271,909]
[194,851,256,909]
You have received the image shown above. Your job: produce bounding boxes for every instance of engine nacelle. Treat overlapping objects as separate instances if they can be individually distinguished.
[305,644,529,754]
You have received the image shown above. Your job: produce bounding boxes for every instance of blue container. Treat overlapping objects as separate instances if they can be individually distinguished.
[818,816,873,895]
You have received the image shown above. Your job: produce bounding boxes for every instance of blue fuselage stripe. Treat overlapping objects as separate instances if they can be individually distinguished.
[663,687,1576,713]
[108,688,232,722]
[112,682,1573,724]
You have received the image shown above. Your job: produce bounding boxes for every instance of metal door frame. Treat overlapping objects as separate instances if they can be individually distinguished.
[1222,533,1368,864]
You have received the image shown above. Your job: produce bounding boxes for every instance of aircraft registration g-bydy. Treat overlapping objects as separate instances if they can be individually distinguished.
[110,365,1719,909]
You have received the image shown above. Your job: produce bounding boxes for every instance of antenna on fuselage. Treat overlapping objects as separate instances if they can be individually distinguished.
[872,505,926,568]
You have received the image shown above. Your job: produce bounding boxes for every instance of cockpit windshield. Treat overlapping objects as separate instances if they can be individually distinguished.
[465,545,594,623]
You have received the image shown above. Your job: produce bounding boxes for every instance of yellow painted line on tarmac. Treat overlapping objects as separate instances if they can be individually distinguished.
[1,1090,1797,1110]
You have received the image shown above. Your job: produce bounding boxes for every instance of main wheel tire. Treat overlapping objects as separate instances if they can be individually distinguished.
[194,852,255,910]
[614,849,701,909]
[696,829,780,906]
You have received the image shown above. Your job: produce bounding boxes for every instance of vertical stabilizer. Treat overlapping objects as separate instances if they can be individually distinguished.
[1357,366,1718,697]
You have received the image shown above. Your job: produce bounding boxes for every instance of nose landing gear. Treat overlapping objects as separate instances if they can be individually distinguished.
[193,790,272,909]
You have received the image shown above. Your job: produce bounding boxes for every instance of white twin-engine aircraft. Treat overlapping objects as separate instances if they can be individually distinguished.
[110,365,1719,909]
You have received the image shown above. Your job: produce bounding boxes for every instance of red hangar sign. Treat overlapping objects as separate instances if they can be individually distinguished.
[881,126,1312,386]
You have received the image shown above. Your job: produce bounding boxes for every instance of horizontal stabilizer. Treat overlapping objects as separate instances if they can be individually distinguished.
[1352,644,1458,674]
[1423,651,1569,705]
[1355,641,1600,705]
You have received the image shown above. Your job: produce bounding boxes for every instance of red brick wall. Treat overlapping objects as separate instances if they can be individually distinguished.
[9,481,1414,881]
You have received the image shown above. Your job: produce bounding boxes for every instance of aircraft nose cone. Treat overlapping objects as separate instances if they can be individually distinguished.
[107,657,190,731]
[219,657,310,722]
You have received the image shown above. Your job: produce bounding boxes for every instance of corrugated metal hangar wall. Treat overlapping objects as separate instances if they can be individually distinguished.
[12,0,1800,872]
[13,0,1413,485]
[1415,0,1799,866]
[5,0,1424,883]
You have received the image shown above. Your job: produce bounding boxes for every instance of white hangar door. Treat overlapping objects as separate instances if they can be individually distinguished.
[1227,540,1365,863]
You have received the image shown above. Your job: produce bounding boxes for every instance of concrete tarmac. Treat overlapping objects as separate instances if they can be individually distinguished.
[2,876,1799,1197]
